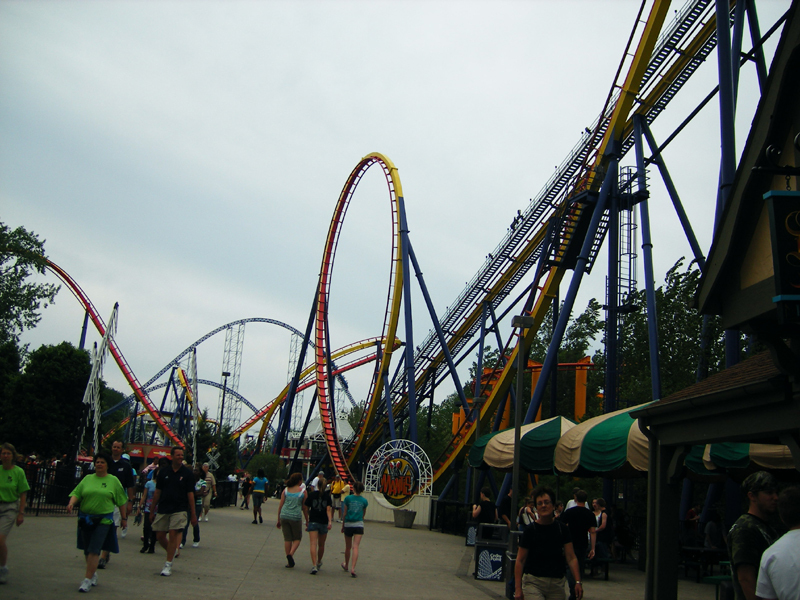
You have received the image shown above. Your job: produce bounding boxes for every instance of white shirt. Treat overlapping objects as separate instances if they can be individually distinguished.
[756,529,800,600]
[566,499,577,510]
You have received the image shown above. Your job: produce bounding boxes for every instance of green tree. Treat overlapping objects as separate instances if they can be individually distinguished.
[0,222,60,343]
[0,342,90,457]
[615,258,726,405]
[245,452,288,487]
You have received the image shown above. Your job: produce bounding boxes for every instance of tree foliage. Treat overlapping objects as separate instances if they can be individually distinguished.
[0,342,90,457]
[0,222,60,343]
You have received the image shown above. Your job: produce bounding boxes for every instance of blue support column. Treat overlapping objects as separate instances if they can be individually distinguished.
[640,121,706,270]
[398,197,418,444]
[475,303,487,400]
[273,285,318,454]
[550,288,559,418]
[745,0,769,91]
[407,242,470,413]
[605,172,620,415]
[715,0,738,223]
[634,117,663,401]
[525,158,616,424]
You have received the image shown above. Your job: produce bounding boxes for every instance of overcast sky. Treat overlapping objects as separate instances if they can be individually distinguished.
[1,0,791,431]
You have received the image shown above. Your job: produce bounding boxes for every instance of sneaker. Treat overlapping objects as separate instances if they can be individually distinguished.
[259,515,263,523]
[317,561,322,569]
[286,555,295,568]
[310,567,318,575]
[139,547,148,554]
[160,563,172,577]
[79,578,92,592]
[192,542,199,548]
[204,516,209,522]
[90,573,98,586]
[180,543,184,549]
[147,547,155,554]
[120,527,128,538]
[0,566,8,584]
[97,559,106,570]
[252,519,258,524]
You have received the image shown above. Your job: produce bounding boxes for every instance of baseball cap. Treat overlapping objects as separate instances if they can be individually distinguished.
[742,471,777,495]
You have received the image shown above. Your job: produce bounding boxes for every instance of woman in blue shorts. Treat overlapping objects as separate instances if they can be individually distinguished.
[341,480,368,577]
[303,475,332,574]
[67,453,128,592]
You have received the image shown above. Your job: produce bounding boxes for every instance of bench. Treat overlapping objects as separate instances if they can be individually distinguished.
[588,557,614,581]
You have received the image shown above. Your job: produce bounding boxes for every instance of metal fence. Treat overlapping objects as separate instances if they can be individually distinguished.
[23,462,89,516]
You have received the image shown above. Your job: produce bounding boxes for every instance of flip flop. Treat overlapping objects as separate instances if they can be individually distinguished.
[351,572,357,578]
[341,563,348,572]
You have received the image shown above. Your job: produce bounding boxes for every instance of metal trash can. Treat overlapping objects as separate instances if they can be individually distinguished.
[474,540,507,581]
[478,523,509,543]
[393,509,416,528]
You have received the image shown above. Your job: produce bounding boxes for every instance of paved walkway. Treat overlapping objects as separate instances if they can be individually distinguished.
[4,501,718,599]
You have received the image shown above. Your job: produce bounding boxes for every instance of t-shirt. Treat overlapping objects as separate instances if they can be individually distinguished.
[728,513,779,600]
[108,457,135,492]
[305,490,332,524]
[143,480,156,512]
[756,529,800,600]
[280,490,305,521]
[519,520,572,578]
[70,474,128,517]
[204,471,216,490]
[0,465,30,503]
[155,465,195,514]
[194,479,207,507]
[252,477,268,494]
[559,505,597,556]
[476,500,496,524]
[343,494,368,525]
[331,479,346,496]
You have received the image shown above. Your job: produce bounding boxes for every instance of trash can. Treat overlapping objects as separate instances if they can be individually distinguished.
[477,523,509,543]
[474,540,507,581]
[393,509,416,528]
[466,521,478,546]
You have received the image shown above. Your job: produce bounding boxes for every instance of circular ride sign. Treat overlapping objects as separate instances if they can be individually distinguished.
[365,439,432,508]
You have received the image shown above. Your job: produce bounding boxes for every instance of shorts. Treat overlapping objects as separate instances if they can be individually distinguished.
[253,492,265,508]
[343,526,364,537]
[332,495,342,509]
[77,522,118,556]
[152,511,188,532]
[280,518,303,542]
[306,521,329,534]
[521,574,566,600]
[202,493,212,510]
[0,501,20,537]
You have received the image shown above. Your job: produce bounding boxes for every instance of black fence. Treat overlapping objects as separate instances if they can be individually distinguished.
[23,462,89,516]
[431,499,470,534]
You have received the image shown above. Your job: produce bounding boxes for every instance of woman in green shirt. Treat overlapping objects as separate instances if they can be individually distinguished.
[1,442,30,585]
[67,453,128,593]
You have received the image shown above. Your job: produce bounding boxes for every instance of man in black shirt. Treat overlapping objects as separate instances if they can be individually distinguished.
[150,447,197,577]
[558,490,596,600]
[472,487,497,524]
[98,440,135,568]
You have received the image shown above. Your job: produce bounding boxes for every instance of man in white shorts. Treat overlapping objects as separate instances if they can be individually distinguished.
[150,447,197,576]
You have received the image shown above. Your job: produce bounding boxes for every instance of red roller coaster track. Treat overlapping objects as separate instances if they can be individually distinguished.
[45,259,184,447]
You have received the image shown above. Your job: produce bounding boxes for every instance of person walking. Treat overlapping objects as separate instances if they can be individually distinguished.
[99,441,135,569]
[139,457,168,553]
[200,463,216,522]
[514,485,584,600]
[276,472,306,568]
[149,447,198,577]
[251,469,268,524]
[756,486,800,600]
[558,490,596,600]
[67,453,128,592]
[0,442,29,585]
[728,471,780,600]
[341,480,368,578]
[240,475,252,510]
[304,475,332,574]
[331,474,345,522]
[180,467,205,550]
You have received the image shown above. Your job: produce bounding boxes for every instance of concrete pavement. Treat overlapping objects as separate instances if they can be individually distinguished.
[3,500,719,599]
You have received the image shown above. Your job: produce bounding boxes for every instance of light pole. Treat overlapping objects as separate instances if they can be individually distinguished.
[219,371,231,437]
[511,315,534,540]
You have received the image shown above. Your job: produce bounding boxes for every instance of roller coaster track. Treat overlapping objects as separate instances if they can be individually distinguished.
[356,0,751,482]
[43,259,184,447]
